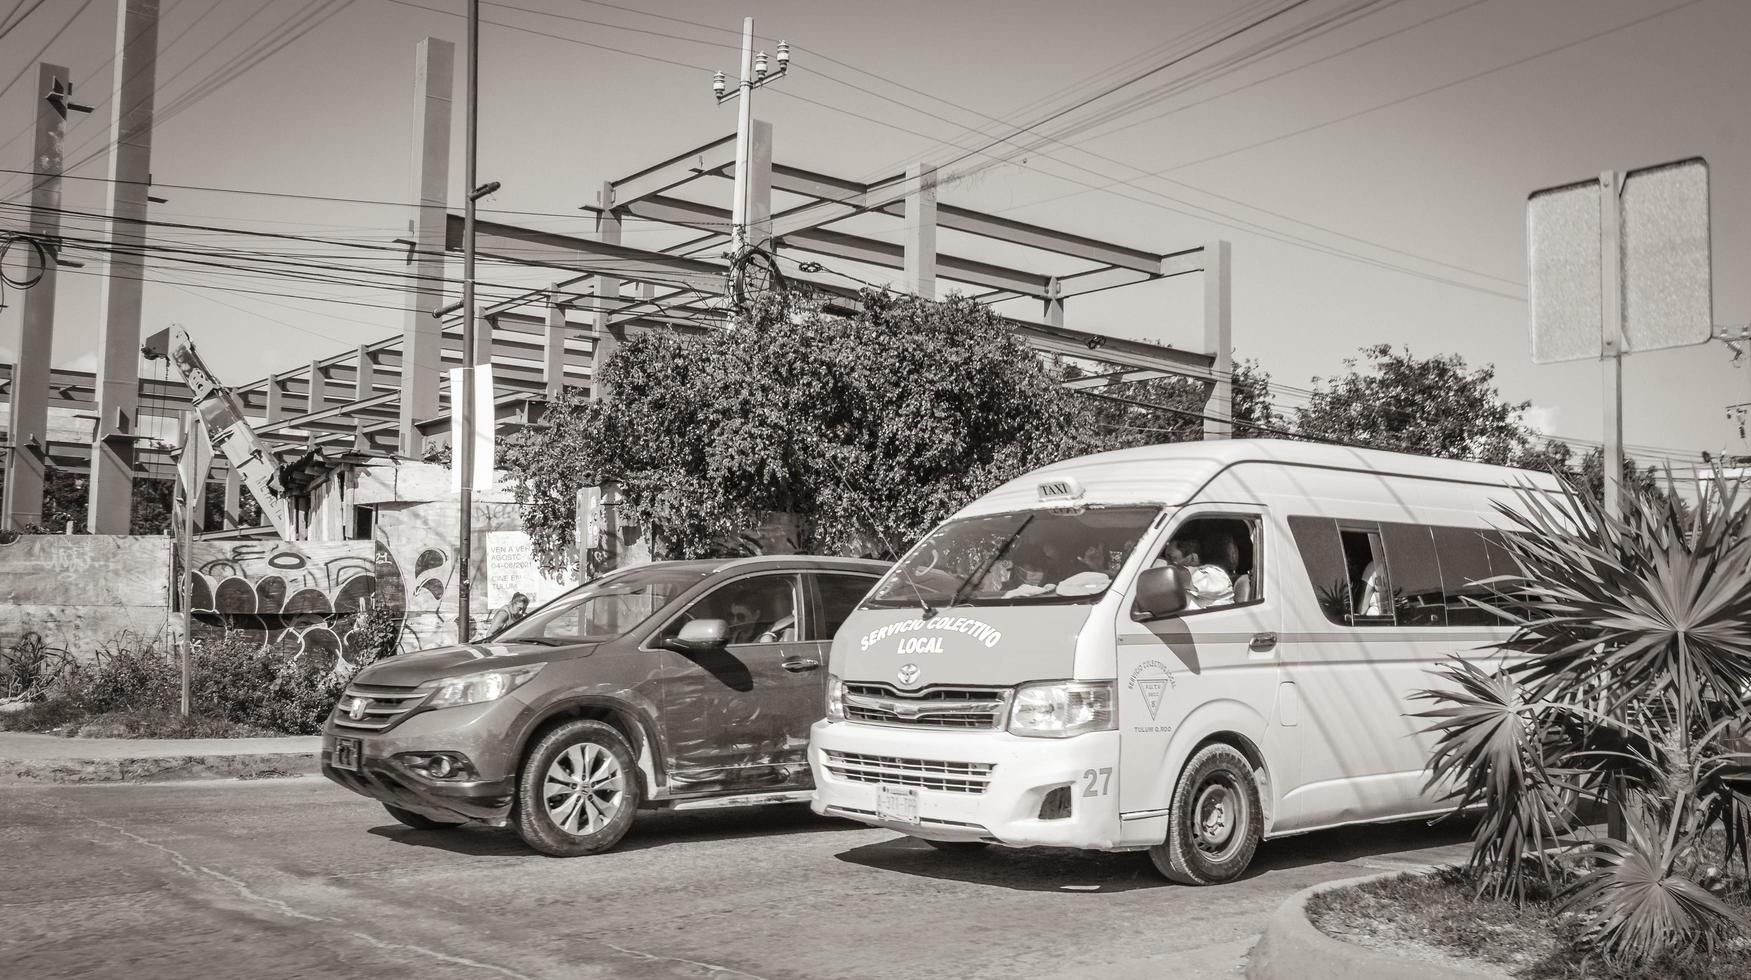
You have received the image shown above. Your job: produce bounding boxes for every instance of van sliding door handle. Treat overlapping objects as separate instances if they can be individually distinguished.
[781,658,821,673]
[1249,632,1278,653]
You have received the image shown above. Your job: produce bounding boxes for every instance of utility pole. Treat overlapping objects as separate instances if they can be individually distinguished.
[712,18,788,311]
[3,65,88,530]
[454,0,499,642]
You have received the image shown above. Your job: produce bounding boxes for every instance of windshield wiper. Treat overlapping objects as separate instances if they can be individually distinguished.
[946,514,1034,610]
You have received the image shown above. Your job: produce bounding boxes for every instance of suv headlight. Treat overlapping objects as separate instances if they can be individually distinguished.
[418,664,544,709]
[825,674,845,720]
[1007,681,1115,738]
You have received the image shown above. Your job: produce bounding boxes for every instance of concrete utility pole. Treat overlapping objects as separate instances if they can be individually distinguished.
[712,18,788,308]
[88,0,160,533]
[1202,240,1233,440]
[399,38,454,456]
[455,0,487,641]
[3,64,73,530]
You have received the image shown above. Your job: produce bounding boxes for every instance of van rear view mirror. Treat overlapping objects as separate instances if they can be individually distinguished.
[1133,566,1188,620]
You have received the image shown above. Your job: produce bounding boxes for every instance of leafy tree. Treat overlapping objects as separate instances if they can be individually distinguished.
[501,291,1100,566]
[1294,344,1540,465]
[1071,358,1286,446]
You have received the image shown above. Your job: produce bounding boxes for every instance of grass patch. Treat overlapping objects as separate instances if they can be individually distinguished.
[0,703,282,739]
[1307,866,1751,980]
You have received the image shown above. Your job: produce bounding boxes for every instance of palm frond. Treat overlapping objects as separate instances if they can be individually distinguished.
[1560,818,1746,961]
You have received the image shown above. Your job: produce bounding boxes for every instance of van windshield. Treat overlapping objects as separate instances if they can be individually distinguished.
[494,566,709,644]
[863,505,1162,609]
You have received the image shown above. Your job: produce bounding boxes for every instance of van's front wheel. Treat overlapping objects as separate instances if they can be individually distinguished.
[514,720,641,857]
[1149,743,1262,884]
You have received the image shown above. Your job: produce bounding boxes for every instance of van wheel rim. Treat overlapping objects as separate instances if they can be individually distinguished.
[543,743,625,837]
[1192,777,1245,859]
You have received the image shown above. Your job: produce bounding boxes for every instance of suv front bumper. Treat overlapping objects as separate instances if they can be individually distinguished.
[321,697,526,825]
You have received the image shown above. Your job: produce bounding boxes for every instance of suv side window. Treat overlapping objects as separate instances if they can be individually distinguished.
[657,574,801,646]
[814,573,879,641]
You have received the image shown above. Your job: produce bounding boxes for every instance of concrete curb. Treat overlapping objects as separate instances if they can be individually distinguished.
[1246,867,1505,980]
[0,751,320,784]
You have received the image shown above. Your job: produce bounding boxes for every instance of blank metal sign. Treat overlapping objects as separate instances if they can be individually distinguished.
[1526,157,1711,364]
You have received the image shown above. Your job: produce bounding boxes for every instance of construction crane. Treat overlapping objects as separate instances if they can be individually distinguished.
[141,325,294,537]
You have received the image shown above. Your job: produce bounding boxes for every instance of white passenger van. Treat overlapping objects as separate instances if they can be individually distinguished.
[808,439,1560,883]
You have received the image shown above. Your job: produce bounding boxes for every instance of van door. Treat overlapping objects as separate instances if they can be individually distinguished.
[652,572,818,793]
[1115,509,1291,824]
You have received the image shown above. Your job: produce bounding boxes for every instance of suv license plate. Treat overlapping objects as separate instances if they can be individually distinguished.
[877,784,919,825]
[332,737,361,772]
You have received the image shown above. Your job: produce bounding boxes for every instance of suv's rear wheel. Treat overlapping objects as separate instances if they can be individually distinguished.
[515,720,640,857]
[382,804,465,830]
[1149,743,1262,884]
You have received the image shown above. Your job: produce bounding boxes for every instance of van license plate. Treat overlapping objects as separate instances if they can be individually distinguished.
[332,737,361,772]
[877,785,919,825]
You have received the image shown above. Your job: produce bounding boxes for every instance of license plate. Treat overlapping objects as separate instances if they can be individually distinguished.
[331,737,361,772]
[876,784,919,825]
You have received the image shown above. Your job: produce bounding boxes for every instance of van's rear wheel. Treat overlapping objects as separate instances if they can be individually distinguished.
[514,720,641,857]
[382,804,464,830]
[1149,743,1262,884]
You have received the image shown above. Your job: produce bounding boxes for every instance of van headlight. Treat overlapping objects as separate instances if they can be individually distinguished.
[418,664,544,709]
[825,674,845,720]
[1007,681,1115,738]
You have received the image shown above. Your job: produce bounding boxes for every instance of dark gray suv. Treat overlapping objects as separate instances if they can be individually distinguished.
[321,555,887,855]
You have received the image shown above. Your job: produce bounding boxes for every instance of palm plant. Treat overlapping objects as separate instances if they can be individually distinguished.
[1415,473,1751,963]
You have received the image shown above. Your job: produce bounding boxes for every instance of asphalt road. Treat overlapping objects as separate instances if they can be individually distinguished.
[1,778,1472,980]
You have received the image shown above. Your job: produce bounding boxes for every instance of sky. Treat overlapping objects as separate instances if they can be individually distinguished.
[0,0,1746,479]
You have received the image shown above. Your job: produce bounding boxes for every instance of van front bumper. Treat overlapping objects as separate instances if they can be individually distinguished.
[809,720,1131,850]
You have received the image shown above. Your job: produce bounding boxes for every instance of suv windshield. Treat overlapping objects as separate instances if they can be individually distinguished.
[495,566,710,644]
[863,505,1161,609]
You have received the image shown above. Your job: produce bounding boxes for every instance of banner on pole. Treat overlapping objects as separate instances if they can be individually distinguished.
[449,364,495,493]
[174,416,214,514]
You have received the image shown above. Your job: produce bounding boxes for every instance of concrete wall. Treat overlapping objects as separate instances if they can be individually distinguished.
[187,538,379,668]
[0,534,171,657]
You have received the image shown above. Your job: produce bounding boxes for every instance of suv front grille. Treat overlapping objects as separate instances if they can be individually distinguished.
[843,682,1009,730]
[823,750,995,793]
[330,681,430,733]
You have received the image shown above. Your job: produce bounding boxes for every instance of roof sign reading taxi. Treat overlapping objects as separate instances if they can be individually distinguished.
[1036,476,1085,503]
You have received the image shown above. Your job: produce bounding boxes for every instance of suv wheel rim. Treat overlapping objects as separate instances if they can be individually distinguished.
[544,743,625,836]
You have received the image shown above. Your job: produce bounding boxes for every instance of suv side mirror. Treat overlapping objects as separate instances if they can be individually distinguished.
[667,618,728,652]
[1133,566,1188,621]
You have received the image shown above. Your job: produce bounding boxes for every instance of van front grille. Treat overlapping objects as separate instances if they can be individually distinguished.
[822,750,994,794]
[843,682,1009,730]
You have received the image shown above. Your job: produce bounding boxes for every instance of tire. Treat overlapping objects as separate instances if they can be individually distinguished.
[1148,743,1263,884]
[382,804,465,830]
[919,838,990,853]
[514,719,641,857]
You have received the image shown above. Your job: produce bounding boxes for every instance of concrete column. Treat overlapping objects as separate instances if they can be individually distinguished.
[353,345,374,401]
[746,119,773,251]
[266,373,284,423]
[903,163,937,300]
[1043,277,1065,328]
[397,37,455,456]
[591,182,623,402]
[545,285,566,399]
[307,360,326,414]
[476,314,494,366]
[87,0,160,533]
[222,468,240,529]
[1201,240,1233,441]
[3,63,70,530]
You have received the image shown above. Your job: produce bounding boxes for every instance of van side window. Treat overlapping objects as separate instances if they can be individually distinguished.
[1153,515,1263,612]
[1381,523,1446,627]
[1431,527,1499,626]
[1288,516,1351,624]
[1339,526,1394,624]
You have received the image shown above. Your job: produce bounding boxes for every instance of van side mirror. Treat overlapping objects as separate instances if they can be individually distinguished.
[666,618,728,652]
[1133,566,1188,620]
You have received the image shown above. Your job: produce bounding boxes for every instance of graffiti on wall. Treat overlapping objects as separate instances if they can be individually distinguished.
[190,540,389,668]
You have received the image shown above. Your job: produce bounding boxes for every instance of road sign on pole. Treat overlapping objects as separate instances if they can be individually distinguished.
[1527,157,1712,519]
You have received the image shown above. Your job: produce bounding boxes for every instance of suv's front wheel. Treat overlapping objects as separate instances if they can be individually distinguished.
[514,720,641,856]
